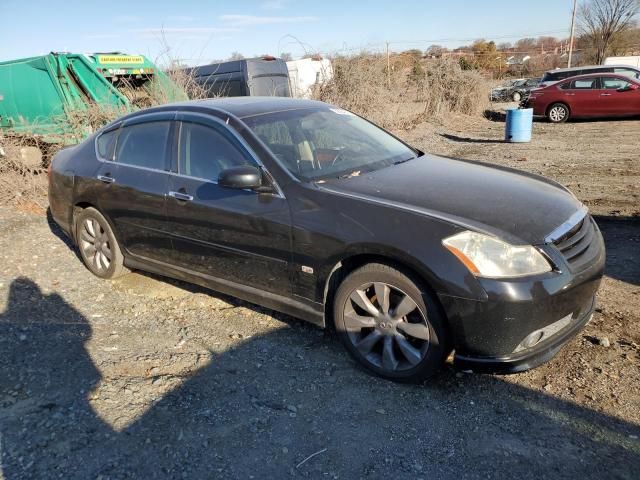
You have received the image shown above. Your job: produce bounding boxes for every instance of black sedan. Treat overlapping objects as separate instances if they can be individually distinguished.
[491,78,541,102]
[49,98,605,382]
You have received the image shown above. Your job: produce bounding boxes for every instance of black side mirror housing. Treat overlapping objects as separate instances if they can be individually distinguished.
[218,165,264,190]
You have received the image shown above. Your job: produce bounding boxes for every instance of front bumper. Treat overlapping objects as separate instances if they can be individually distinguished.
[454,296,595,373]
[439,224,605,374]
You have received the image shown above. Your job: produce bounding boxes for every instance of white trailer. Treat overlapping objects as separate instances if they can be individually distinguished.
[286,57,334,99]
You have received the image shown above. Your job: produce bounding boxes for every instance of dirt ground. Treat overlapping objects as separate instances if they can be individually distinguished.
[1,113,639,479]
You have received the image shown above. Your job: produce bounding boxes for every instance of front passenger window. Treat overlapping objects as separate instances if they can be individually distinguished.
[179,122,253,181]
[601,77,632,90]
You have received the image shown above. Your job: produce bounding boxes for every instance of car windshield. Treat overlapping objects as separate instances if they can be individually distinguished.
[243,106,419,181]
[513,79,527,87]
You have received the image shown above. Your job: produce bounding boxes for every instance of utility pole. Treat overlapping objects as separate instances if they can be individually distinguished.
[386,41,391,89]
[568,0,578,68]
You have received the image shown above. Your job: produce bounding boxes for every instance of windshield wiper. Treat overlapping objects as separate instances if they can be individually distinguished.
[336,170,362,179]
[393,156,416,165]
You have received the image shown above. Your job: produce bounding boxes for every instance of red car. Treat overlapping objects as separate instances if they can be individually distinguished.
[524,73,640,123]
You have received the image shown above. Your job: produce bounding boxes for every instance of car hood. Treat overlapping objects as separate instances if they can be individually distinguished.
[318,154,583,245]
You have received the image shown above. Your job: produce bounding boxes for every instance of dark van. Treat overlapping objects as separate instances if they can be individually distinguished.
[540,64,640,86]
[186,56,291,98]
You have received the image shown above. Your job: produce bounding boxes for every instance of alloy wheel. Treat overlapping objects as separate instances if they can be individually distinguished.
[79,218,112,273]
[549,106,567,122]
[342,282,430,373]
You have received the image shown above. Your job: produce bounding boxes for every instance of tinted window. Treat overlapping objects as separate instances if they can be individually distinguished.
[115,121,171,170]
[202,77,244,97]
[549,71,573,81]
[249,76,290,96]
[97,128,118,160]
[601,77,632,90]
[179,122,253,181]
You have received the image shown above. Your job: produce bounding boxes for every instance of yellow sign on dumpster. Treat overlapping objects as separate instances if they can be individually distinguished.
[97,55,144,64]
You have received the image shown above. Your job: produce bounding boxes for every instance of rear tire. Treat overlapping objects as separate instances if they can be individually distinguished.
[75,207,129,279]
[333,263,450,382]
[547,103,570,123]
[512,91,522,102]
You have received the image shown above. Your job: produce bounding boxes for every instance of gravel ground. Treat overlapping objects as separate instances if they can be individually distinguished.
[1,115,639,479]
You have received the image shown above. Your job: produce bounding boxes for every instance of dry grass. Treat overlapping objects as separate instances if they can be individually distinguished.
[315,56,490,129]
[0,133,49,208]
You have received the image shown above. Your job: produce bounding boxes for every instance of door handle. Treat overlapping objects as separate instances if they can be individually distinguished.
[564,93,575,96]
[97,175,115,184]
[600,93,612,96]
[168,191,194,202]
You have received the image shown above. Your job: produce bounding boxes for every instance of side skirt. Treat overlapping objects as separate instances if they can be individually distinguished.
[124,255,326,328]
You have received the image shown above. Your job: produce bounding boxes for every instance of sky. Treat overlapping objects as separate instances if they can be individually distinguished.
[1,0,576,66]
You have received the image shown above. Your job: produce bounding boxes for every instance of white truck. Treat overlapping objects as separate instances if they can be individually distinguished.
[604,56,640,68]
[286,57,334,99]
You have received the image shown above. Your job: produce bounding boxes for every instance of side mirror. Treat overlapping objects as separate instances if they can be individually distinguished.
[618,84,639,92]
[218,165,263,190]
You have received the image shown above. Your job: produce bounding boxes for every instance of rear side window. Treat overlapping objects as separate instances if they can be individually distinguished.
[178,122,253,181]
[115,121,171,170]
[571,79,597,89]
[202,77,244,97]
[547,71,572,81]
[96,128,118,161]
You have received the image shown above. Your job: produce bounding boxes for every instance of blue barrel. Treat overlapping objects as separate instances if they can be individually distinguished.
[504,107,533,143]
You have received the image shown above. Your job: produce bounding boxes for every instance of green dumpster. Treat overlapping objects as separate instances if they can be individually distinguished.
[0,52,186,143]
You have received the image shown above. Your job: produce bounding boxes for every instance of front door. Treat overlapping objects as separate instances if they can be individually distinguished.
[164,113,292,296]
[597,76,640,116]
[94,112,175,262]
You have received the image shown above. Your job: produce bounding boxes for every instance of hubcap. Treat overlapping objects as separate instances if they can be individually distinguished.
[79,218,112,273]
[550,106,566,122]
[342,282,430,372]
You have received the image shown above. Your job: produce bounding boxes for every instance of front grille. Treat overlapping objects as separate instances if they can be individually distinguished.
[552,215,597,270]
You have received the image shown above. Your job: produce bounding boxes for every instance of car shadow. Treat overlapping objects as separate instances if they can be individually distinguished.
[1,277,638,479]
[46,208,82,263]
[440,133,505,144]
[593,214,640,286]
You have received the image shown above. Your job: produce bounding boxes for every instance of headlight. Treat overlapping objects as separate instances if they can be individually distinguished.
[442,231,552,278]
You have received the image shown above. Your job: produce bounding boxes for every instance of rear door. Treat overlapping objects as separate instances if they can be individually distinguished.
[598,76,640,116]
[164,112,292,295]
[94,112,175,262]
[560,77,600,116]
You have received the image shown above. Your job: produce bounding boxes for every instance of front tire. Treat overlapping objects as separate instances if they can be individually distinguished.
[547,103,570,123]
[333,263,450,382]
[75,207,129,279]
[512,91,522,102]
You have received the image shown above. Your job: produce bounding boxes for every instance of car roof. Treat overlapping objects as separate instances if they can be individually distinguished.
[546,72,639,86]
[124,97,329,122]
[545,64,640,74]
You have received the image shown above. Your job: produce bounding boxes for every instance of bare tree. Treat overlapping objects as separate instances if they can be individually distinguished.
[578,0,639,63]
[426,44,447,57]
